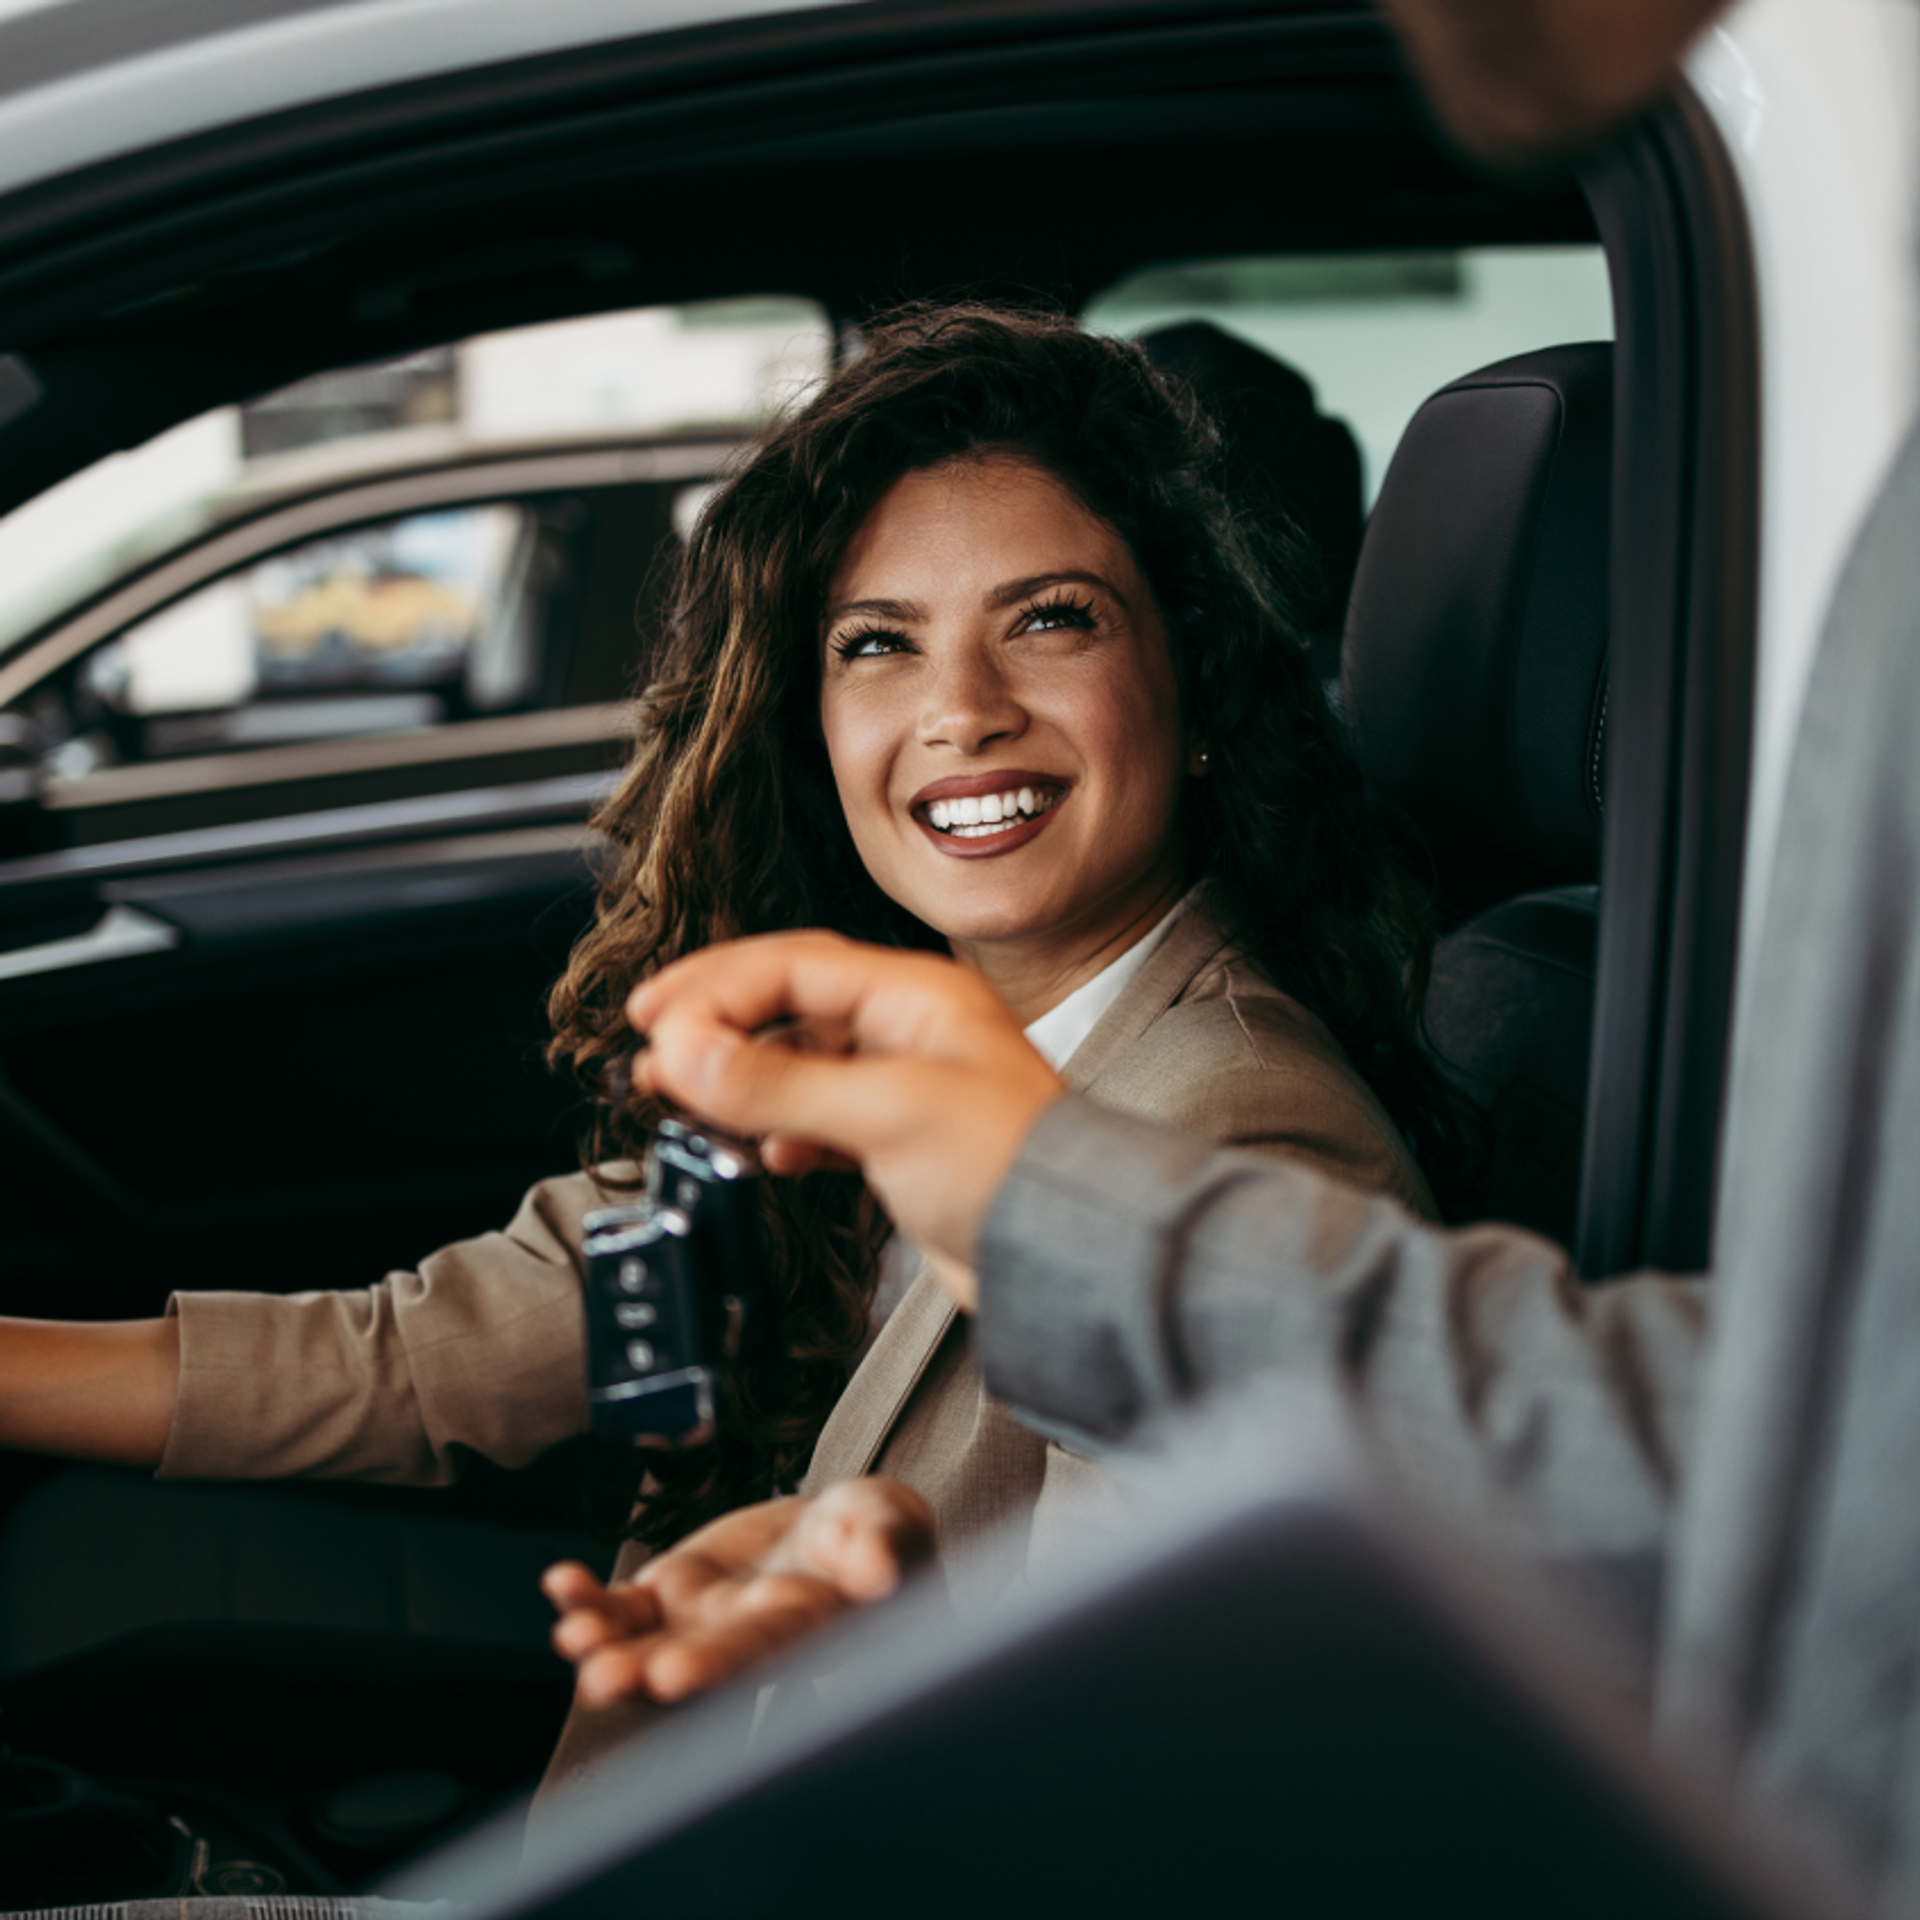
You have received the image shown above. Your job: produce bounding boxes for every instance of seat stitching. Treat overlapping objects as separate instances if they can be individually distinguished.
[1589,678,1609,818]
[1439,938,1595,981]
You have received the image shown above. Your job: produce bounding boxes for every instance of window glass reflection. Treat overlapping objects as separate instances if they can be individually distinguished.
[78,503,537,760]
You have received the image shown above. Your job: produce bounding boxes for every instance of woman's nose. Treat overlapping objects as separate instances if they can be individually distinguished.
[917,649,1026,754]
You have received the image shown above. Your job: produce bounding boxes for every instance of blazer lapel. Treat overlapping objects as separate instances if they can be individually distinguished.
[804,1264,958,1487]
[1061,904,1233,1091]
[801,903,1233,1489]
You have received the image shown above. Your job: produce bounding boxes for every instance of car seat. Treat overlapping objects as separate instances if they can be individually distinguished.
[1341,344,1612,1249]
[1138,320,1365,676]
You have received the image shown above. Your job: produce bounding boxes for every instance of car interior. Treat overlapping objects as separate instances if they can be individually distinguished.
[0,0,1757,1901]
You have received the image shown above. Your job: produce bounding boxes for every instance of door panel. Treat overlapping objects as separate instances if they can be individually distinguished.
[0,823,604,1322]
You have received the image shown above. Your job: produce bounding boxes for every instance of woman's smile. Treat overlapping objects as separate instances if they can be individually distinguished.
[912,769,1070,855]
[819,451,1193,1015]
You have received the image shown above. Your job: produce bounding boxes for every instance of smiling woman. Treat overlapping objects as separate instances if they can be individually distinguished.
[0,304,1454,1798]
[545,303,1453,1579]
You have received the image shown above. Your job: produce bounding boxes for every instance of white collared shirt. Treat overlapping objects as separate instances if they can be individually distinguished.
[1020,886,1198,1070]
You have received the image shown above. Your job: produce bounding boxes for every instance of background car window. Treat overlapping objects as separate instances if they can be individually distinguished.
[56,504,550,773]
[1084,247,1613,503]
[0,296,829,661]
[0,298,830,841]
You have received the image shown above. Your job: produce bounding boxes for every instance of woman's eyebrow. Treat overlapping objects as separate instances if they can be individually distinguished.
[989,570,1129,611]
[824,595,922,628]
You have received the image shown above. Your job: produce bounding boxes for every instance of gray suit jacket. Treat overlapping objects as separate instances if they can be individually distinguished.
[975,418,1920,1905]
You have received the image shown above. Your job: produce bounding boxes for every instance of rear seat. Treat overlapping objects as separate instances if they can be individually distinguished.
[1139,319,1365,677]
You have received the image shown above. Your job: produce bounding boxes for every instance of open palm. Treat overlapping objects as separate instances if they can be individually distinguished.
[544,1479,936,1707]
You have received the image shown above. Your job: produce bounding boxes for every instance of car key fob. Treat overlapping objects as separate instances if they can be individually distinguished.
[581,1115,767,1446]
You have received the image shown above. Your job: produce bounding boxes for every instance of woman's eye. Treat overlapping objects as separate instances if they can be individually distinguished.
[1021,597,1097,635]
[832,627,910,660]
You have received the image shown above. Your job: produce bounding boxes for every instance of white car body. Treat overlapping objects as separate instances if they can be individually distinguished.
[1691,0,1920,1015]
[0,0,842,199]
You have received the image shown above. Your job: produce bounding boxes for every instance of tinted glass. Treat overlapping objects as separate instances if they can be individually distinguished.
[0,297,831,798]
[59,505,542,771]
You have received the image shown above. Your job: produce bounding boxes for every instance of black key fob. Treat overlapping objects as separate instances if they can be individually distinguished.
[581,1116,766,1446]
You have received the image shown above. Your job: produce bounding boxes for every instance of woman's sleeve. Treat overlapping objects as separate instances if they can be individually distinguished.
[157,1171,609,1485]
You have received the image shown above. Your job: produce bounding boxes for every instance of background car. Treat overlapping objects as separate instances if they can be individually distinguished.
[0,0,1896,1903]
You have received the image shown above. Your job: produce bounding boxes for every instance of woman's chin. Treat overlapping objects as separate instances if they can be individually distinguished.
[905,862,1179,961]
[918,898,1066,951]
[920,886,1107,957]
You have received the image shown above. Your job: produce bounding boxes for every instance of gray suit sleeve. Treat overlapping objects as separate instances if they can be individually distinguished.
[976,1096,1708,1560]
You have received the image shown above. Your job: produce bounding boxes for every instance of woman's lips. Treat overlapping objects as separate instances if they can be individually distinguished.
[910,778,1068,860]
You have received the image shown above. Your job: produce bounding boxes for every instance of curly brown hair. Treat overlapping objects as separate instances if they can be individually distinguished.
[549,301,1465,1550]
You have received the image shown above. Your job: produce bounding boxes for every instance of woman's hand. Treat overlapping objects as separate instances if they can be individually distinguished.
[542,1479,936,1708]
[627,932,1065,1302]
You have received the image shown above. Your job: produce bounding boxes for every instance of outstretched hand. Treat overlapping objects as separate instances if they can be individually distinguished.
[627,932,1065,1302]
[543,1479,936,1708]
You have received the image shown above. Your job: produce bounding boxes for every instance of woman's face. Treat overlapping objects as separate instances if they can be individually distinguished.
[819,452,1192,969]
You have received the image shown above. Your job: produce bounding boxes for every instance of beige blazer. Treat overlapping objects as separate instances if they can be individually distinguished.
[535,907,1434,1801]
[798,907,1431,1587]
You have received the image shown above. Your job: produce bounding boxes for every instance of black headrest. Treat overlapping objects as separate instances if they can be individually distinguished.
[1341,344,1611,878]
[1140,321,1364,669]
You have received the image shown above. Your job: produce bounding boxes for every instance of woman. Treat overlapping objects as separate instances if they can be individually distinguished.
[0,303,1448,1702]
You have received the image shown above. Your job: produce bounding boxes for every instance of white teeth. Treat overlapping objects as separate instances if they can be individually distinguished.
[925,785,1061,837]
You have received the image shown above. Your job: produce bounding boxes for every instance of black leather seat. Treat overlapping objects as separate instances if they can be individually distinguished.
[1342,344,1612,1246]
[1140,320,1365,674]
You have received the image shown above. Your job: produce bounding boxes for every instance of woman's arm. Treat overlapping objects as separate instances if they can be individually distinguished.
[158,1171,604,1486]
[0,1166,597,1485]
[0,1316,180,1466]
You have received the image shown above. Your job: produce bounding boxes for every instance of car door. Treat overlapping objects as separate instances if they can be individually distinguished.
[0,0,1764,1895]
